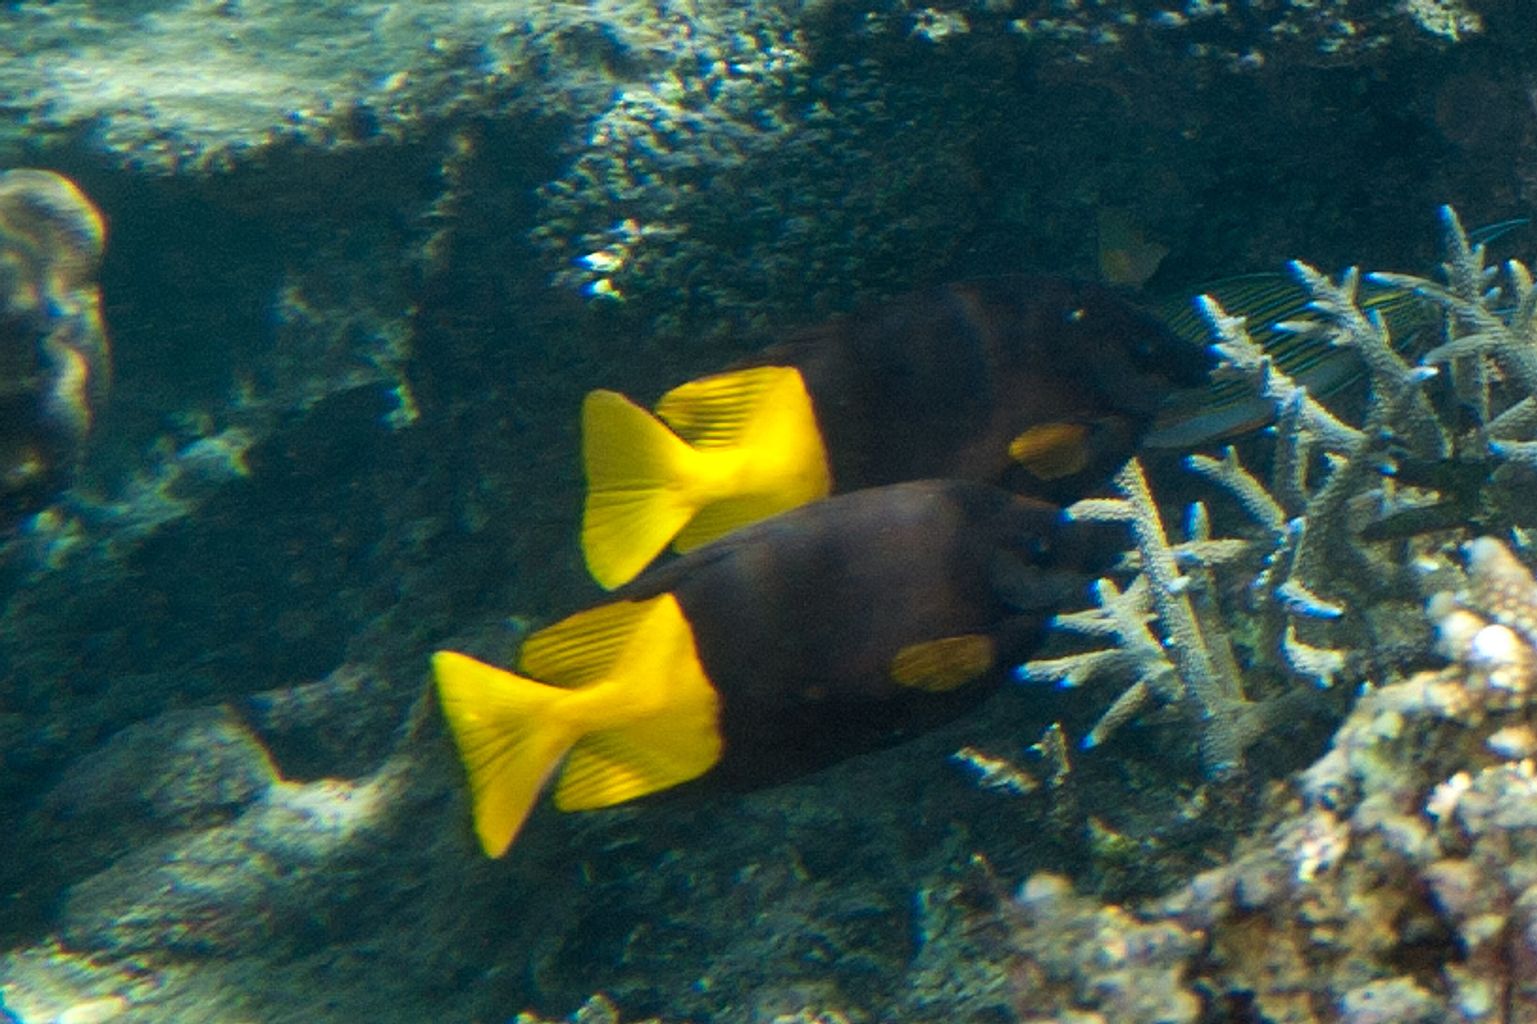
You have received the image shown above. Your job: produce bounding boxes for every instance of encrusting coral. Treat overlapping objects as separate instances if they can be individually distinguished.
[0,168,109,524]
[1178,534,1537,1022]
[926,536,1537,1023]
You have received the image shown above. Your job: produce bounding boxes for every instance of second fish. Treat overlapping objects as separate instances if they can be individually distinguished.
[582,275,1210,588]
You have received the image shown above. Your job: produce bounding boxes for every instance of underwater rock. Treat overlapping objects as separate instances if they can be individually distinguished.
[0,679,535,1023]
[56,764,404,957]
[0,169,108,526]
[0,0,1500,173]
[33,706,277,881]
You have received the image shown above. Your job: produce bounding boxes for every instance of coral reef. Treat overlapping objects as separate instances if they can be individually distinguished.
[975,197,1537,1020]
[1022,207,1537,775]
[6,1,1537,1021]
[989,209,1537,1019]
[1167,535,1537,1021]
[1020,458,1298,773]
[928,536,1537,1024]
[992,872,1203,1024]
[1008,0,1490,64]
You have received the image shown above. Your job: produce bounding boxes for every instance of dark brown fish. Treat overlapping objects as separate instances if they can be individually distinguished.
[581,275,1210,588]
[434,479,1086,857]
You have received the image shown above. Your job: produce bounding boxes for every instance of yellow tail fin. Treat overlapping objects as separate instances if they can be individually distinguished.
[433,594,722,857]
[581,389,703,590]
[432,650,580,858]
[581,366,831,587]
[664,364,830,554]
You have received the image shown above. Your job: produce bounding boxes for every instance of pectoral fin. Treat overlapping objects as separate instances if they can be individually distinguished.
[890,634,996,692]
[1007,422,1091,480]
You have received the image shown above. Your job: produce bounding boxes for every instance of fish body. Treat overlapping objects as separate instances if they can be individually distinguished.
[582,276,1207,588]
[1146,221,1528,450]
[1145,273,1435,449]
[435,479,1082,857]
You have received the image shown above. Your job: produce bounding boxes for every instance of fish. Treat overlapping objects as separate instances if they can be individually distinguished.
[1143,273,1435,449]
[1144,218,1530,449]
[581,275,1209,588]
[1097,206,1170,288]
[433,478,1089,858]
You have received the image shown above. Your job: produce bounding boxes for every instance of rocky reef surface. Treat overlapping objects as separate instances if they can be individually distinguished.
[927,535,1537,1024]
[4,1,1537,1022]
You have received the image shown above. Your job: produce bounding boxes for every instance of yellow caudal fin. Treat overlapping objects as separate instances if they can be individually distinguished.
[582,367,832,587]
[582,389,703,590]
[434,595,723,857]
[432,650,581,858]
[519,595,722,812]
[659,365,831,553]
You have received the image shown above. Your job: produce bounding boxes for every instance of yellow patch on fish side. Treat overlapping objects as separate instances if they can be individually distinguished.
[1007,422,1091,480]
[890,634,995,692]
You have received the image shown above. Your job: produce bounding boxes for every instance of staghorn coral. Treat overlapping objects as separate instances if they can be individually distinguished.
[1018,456,1323,773]
[1376,206,1537,475]
[1184,256,1455,625]
[1021,206,1537,775]
[1021,459,1275,771]
[0,169,108,525]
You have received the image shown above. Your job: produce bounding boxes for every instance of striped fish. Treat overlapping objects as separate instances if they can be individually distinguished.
[1144,218,1527,449]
